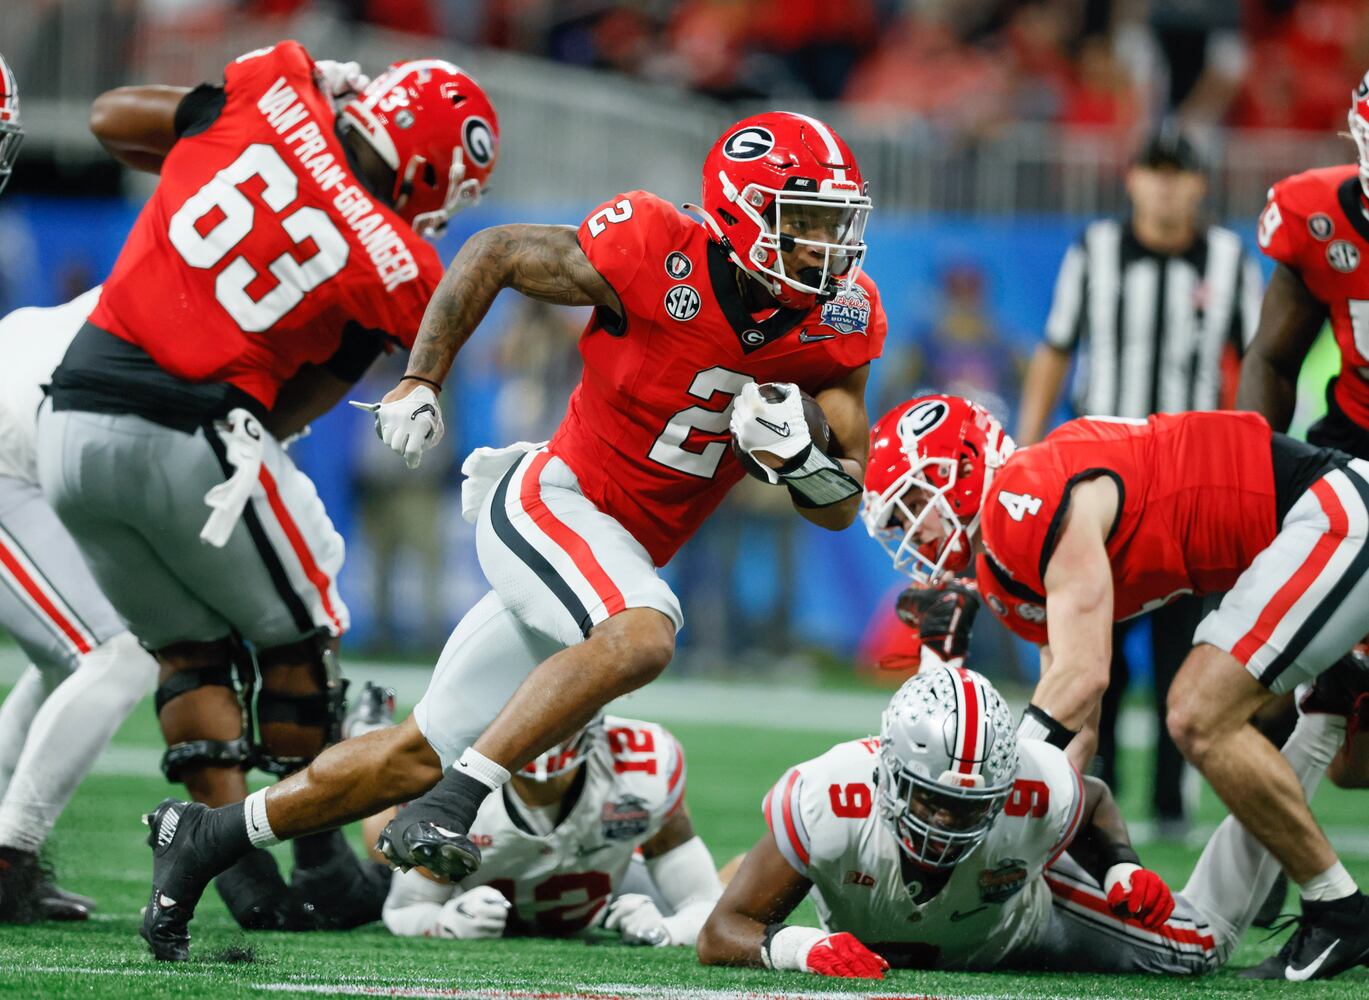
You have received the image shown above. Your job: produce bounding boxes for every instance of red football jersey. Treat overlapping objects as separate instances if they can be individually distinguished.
[1259,164,1369,428]
[547,190,887,566]
[90,41,442,409]
[975,411,1278,643]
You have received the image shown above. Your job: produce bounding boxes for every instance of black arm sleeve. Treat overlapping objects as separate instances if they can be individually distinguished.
[174,84,227,139]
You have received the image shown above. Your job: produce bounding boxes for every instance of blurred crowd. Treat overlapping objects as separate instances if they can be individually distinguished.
[15,1,1369,139]
[226,0,1369,136]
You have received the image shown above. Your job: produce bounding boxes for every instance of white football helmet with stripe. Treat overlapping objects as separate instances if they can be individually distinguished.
[877,665,1017,868]
[520,716,603,782]
[0,52,22,196]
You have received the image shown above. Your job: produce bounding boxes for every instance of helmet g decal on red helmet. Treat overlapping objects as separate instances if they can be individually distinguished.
[1349,70,1369,198]
[341,59,498,239]
[696,112,871,310]
[862,395,1014,583]
[0,52,22,197]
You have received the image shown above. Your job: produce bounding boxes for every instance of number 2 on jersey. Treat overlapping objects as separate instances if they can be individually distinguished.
[168,143,349,332]
[649,367,753,478]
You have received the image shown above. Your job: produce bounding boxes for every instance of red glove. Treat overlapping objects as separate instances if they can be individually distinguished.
[1105,864,1175,929]
[804,932,890,979]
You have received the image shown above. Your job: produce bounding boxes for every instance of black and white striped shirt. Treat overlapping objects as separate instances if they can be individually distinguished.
[1045,219,1264,417]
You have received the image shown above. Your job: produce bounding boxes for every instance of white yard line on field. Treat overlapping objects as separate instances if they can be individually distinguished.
[15,967,1008,1000]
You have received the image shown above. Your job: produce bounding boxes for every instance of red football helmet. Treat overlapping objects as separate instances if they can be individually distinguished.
[520,717,602,782]
[0,53,22,197]
[341,59,498,239]
[862,395,1015,583]
[1349,69,1369,198]
[696,112,871,310]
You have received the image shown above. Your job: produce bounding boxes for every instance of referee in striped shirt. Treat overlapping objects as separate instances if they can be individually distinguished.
[1016,129,1264,837]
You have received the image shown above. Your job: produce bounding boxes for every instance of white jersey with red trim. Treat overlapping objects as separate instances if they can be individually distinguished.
[0,288,100,483]
[764,737,1083,970]
[400,715,686,937]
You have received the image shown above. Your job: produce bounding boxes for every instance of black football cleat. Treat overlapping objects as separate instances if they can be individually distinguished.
[214,849,297,931]
[140,798,221,961]
[1240,892,1369,980]
[37,880,95,922]
[293,850,391,930]
[0,847,93,923]
[375,811,481,881]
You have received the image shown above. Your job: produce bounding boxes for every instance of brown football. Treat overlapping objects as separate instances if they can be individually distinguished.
[731,384,832,481]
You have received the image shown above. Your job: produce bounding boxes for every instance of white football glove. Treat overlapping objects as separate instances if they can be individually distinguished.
[313,59,370,109]
[436,885,511,940]
[350,384,444,469]
[602,893,671,946]
[729,381,812,484]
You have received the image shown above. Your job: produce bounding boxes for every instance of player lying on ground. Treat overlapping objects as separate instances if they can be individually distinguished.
[860,393,1369,979]
[36,41,497,935]
[361,714,721,945]
[140,112,886,960]
[699,661,1349,979]
[0,53,158,924]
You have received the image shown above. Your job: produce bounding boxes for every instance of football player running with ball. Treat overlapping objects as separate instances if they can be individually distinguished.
[140,112,885,960]
[699,664,1346,979]
[368,715,721,946]
[32,42,499,940]
[860,394,1369,979]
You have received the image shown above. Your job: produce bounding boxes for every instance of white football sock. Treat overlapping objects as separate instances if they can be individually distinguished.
[1298,861,1359,902]
[0,633,157,852]
[244,788,280,848]
[457,747,511,791]
[0,664,49,798]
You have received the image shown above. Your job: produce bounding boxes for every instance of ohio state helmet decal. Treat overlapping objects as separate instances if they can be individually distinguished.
[0,51,22,197]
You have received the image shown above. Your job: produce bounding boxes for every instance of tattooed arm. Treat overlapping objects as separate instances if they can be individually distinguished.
[386,225,619,400]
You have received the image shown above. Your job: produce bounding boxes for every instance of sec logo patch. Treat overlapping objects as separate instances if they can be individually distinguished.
[665,251,692,280]
[1016,602,1046,623]
[1328,240,1361,273]
[664,284,701,321]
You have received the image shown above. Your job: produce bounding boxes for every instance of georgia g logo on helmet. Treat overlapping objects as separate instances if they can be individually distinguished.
[899,399,950,443]
[722,126,775,161]
[463,116,495,167]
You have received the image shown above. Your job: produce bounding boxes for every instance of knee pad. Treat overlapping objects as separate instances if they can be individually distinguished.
[253,631,348,777]
[156,638,256,782]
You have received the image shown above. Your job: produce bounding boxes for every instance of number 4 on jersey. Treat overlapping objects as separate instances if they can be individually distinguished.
[998,490,1042,521]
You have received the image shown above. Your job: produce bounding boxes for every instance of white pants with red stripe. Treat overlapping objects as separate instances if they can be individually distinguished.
[414,447,681,767]
[35,405,348,649]
[1037,854,1218,975]
[0,475,124,671]
[1195,460,1369,694]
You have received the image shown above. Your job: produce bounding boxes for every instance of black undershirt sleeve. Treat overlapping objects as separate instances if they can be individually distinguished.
[321,322,389,383]
[174,84,227,139]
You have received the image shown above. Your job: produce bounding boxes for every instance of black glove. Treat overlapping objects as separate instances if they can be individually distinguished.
[896,580,979,662]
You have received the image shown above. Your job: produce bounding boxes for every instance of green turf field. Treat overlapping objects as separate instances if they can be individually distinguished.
[1,661,1366,999]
